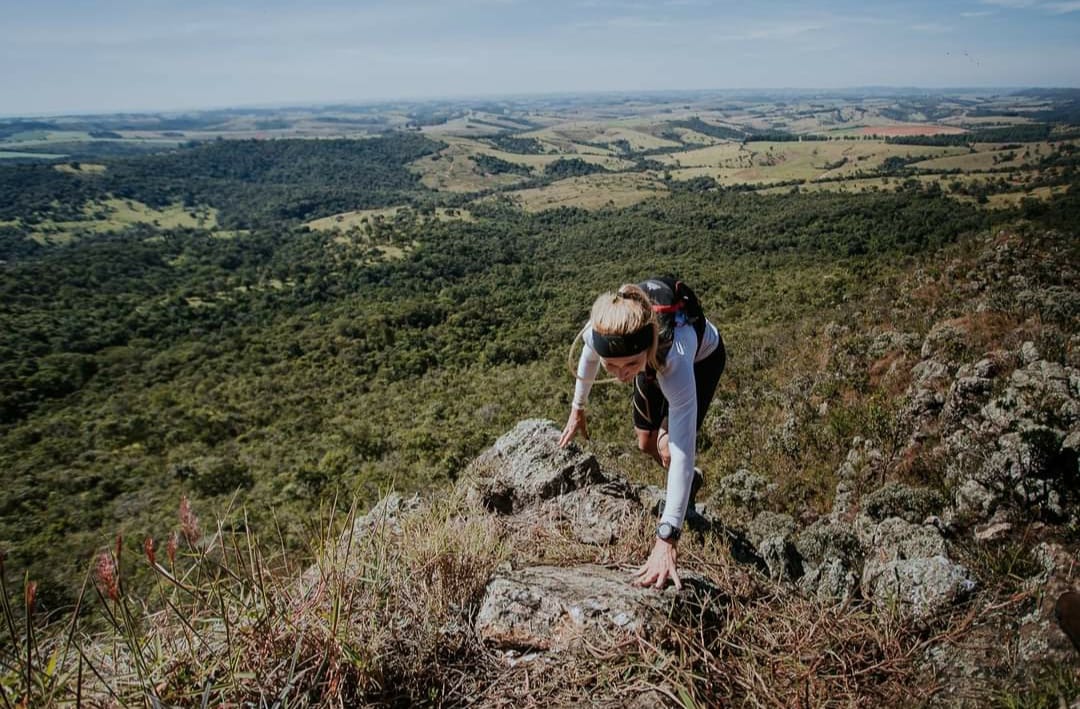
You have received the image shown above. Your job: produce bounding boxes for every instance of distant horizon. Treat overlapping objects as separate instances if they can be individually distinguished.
[5,0,1080,117]
[3,84,1078,121]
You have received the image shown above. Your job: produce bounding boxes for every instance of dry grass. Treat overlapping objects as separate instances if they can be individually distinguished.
[658,141,966,185]
[523,123,681,152]
[1,487,954,707]
[499,173,668,212]
[53,162,107,175]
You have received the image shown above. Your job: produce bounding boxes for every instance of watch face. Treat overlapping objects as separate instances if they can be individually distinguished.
[658,523,675,539]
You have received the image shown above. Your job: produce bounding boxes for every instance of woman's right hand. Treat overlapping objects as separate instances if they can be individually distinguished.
[559,408,588,447]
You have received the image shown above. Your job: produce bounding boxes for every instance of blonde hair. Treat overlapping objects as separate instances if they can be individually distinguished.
[567,283,662,379]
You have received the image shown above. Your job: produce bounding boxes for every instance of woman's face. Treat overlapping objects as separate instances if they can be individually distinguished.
[602,352,647,383]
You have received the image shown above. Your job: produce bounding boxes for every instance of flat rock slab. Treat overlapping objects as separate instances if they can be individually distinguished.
[476,564,722,652]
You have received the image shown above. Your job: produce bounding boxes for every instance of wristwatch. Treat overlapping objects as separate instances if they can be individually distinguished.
[657,522,681,542]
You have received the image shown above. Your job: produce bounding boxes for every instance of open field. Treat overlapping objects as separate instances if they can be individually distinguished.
[985,184,1071,208]
[912,140,1080,171]
[521,122,682,152]
[409,136,634,192]
[305,206,474,232]
[498,172,667,212]
[859,124,968,137]
[656,140,968,185]
[54,162,107,174]
[0,150,67,160]
[18,198,219,244]
[410,142,532,192]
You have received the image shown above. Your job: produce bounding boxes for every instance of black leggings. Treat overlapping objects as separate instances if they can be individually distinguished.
[632,335,726,432]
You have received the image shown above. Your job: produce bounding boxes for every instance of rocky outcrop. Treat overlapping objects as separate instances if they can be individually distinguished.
[942,354,1080,527]
[475,564,721,652]
[462,419,726,657]
[463,419,608,515]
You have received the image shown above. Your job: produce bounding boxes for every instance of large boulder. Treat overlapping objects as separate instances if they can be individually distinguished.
[857,517,976,624]
[862,556,977,624]
[463,419,607,514]
[475,564,721,652]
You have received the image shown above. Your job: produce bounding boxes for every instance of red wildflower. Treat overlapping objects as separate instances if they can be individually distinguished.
[144,537,156,566]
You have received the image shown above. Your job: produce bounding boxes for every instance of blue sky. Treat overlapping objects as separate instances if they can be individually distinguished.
[3,0,1079,116]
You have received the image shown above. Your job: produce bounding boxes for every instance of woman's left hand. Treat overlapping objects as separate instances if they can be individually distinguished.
[633,537,681,590]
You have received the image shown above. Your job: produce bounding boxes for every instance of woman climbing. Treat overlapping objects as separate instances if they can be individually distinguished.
[558,278,726,590]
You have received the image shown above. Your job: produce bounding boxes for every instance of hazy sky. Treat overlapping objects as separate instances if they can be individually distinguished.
[3,0,1080,116]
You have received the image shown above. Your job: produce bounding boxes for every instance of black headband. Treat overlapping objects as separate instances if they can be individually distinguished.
[591,325,653,358]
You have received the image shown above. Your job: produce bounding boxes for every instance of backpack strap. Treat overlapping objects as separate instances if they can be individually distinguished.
[640,277,707,357]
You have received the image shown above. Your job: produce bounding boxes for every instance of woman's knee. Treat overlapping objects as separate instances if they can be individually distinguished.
[636,429,657,453]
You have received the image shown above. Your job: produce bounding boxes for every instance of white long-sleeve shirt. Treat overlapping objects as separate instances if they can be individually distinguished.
[573,316,720,529]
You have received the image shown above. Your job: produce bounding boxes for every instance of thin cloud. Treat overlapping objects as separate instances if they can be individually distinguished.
[1045,0,1080,11]
[911,22,952,32]
[570,14,675,29]
[715,22,824,41]
[979,0,1038,6]
[960,10,997,16]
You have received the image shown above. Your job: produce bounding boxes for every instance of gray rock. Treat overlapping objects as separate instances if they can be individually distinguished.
[941,375,993,425]
[857,516,948,561]
[637,484,666,517]
[1017,543,1080,665]
[475,564,722,652]
[714,468,775,513]
[900,359,955,437]
[796,518,860,569]
[862,555,977,624]
[352,491,424,536]
[796,517,861,600]
[921,321,967,362]
[799,558,858,602]
[542,481,643,545]
[953,478,996,521]
[301,491,425,593]
[831,439,884,520]
[860,482,945,524]
[748,511,801,582]
[464,419,606,514]
[868,330,920,358]
[855,514,976,624]
[1020,341,1040,366]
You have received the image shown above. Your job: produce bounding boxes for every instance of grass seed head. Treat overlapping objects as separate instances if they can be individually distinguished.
[179,496,200,544]
[95,552,119,602]
[167,531,179,565]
